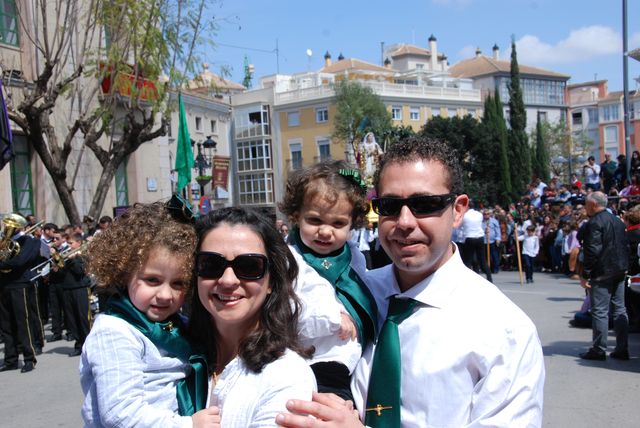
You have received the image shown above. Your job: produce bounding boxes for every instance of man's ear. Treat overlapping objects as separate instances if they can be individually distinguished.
[452,194,469,228]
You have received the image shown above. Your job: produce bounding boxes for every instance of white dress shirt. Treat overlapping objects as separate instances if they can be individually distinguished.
[207,349,316,428]
[461,209,485,239]
[289,245,363,373]
[520,235,540,258]
[355,246,545,427]
[80,314,192,428]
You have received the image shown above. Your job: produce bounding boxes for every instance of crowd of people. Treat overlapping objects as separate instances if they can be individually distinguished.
[2,142,639,426]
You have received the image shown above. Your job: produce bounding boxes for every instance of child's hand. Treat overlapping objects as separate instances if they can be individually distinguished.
[192,406,221,428]
[339,313,357,341]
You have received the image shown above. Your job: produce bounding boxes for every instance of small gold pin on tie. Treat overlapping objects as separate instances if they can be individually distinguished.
[162,321,174,332]
[365,404,392,416]
[321,259,332,270]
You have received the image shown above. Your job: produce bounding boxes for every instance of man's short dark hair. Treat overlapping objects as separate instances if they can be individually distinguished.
[588,156,595,162]
[373,136,464,195]
[43,223,57,231]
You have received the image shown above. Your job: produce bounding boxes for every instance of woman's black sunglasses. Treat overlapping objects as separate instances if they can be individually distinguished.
[371,193,457,216]
[196,252,269,280]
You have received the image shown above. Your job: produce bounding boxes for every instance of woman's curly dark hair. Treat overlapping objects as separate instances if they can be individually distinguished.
[278,159,369,229]
[188,207,312,374]
[85,202,197,294]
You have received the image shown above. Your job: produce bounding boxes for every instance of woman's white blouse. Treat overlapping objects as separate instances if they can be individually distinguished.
[207,349,316,427]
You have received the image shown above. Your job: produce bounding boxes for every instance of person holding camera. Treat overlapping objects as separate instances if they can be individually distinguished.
[583,156,601,191]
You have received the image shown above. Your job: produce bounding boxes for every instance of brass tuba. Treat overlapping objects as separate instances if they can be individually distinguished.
[0,213,28,271]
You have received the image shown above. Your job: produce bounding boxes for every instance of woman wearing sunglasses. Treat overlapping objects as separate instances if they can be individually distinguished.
[188,207,316,427]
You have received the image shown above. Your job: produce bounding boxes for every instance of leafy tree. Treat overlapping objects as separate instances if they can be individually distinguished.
[540,119,588,182]
[419,115,486,199]
[507,37,532,198]
[379,124,415,151]
[4,0,214,224]
[331,80,392,155]
[532,112,551,183]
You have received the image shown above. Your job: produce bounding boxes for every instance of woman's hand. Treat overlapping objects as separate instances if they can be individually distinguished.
[192,406,222,428]
[338,313,357,341]
[276,392,363,428]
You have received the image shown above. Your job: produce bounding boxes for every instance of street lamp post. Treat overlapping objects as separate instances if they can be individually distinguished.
[192,136,217,197]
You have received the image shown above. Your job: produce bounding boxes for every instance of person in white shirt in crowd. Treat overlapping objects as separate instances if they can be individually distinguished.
[276,136,545,428]
[519,225,540,283]
[460,200,492,282]
[583,156,601,191]
[351,222,377,270]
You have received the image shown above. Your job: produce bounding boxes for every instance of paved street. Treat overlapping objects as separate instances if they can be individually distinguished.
[1,270,639,427]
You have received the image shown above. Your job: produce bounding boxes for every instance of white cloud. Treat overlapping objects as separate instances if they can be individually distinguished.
[513,25,621,65]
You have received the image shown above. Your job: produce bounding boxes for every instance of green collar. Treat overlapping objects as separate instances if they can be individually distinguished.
[105,295,207,416]
[290,227,378,344]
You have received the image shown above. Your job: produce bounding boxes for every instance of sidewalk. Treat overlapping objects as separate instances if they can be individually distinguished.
[494,269,640,427]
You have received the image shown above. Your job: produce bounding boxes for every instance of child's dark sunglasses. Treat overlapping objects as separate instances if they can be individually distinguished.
[371,193,457,216]
[196,252,269,280]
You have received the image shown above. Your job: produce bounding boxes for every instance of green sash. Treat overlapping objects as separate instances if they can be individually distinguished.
[290,227,378,345]
[105,295,208,416]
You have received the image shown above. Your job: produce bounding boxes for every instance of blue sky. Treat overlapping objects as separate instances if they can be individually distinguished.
[205,0,640,92]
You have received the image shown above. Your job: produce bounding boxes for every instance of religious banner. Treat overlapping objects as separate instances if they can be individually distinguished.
[212,156,231,198]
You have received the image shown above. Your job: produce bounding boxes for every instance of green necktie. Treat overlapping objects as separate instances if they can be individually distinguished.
[365,296,418,427]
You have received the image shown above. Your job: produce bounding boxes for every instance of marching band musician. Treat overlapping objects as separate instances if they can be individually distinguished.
[50,233,91,357]
[48,230,69,342]
[0,214,40,373]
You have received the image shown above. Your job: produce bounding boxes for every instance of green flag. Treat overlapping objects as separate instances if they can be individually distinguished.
[175,93,194,193]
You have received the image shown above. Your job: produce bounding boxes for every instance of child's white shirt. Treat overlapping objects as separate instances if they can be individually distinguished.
[80,314,192,428]
[289,244,363,373]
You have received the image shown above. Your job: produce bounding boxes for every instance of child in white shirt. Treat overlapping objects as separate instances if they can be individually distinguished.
[520,225,540,283]
[80,202,220,427]
[279,160,378,401]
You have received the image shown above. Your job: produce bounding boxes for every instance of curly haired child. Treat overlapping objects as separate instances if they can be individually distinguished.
[80,202,220,427]
[279,159,378,401]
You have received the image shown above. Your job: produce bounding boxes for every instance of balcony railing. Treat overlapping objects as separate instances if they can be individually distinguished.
[314,155,333,164]
[275,80,481,105]
[234,123,270,139]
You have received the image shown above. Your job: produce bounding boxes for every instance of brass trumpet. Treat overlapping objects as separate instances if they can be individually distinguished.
[24,220,45,236]
[30,243,89,281]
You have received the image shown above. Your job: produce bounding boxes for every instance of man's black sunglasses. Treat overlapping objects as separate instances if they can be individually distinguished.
[196,252,269,280]
[371,193,457,216]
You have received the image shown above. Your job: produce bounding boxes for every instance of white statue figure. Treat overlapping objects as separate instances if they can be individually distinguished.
[361,132,383,184]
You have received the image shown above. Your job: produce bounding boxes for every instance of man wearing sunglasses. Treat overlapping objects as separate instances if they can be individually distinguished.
[277,136,544,428]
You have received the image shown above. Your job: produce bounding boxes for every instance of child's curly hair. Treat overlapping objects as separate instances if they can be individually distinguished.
[278,160,369,229]
[85,201,197,294]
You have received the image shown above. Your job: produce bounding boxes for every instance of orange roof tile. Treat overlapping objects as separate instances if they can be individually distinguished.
[389,45,432,57]
[320,58,392,74]
[449,55,570,79]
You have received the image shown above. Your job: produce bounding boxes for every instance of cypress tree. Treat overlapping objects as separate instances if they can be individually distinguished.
[534,112,551,182]
[507,37,531,198]
[493,89,512,204]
